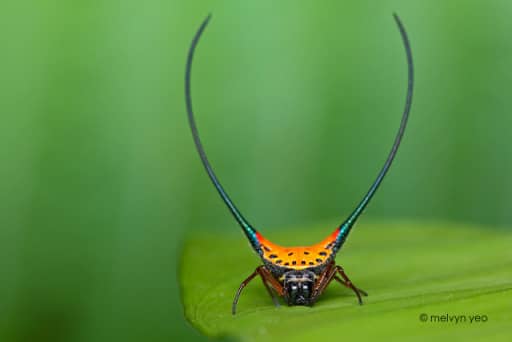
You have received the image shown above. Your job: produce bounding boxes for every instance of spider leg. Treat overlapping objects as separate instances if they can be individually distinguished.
[334,275,368,297]
[256,267,282,308]
[232,269,258,315]
[335,265,365,305]
[232,266,284,315]
[310,262,337,304]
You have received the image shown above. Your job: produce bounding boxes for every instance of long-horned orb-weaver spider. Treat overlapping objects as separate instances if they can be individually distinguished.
[185,13,413,314]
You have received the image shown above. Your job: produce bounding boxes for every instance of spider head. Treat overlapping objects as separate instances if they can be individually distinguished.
[283,270,316,305]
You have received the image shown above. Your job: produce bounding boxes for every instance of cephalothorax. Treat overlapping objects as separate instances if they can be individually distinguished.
[185,13,414,314]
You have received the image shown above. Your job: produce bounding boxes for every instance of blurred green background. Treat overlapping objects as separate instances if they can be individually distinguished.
[1,0,512,341]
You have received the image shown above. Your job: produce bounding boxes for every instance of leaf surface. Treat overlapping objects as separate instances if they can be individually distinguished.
[180,222,512,341]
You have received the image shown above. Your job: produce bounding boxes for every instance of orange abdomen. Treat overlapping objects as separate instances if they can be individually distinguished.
[256,229,339,269]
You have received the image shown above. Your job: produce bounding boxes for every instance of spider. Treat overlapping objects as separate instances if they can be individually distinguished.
[185,13,413,314]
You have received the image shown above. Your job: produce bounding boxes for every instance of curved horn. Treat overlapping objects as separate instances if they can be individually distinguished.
[333,13,414,252]
[185,14,260,251]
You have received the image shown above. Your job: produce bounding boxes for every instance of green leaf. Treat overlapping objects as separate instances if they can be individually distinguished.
[180,222,512,341]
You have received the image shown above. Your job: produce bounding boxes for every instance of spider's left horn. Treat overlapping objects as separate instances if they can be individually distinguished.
[185,14,261,252]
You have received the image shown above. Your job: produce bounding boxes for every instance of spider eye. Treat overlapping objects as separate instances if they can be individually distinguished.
[291,285,297,291]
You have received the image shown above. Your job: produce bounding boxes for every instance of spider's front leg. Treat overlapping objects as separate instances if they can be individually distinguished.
[334,265,368,304]
[310,262,338,304]
[232,266,284,315]
[310,262,368,305]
